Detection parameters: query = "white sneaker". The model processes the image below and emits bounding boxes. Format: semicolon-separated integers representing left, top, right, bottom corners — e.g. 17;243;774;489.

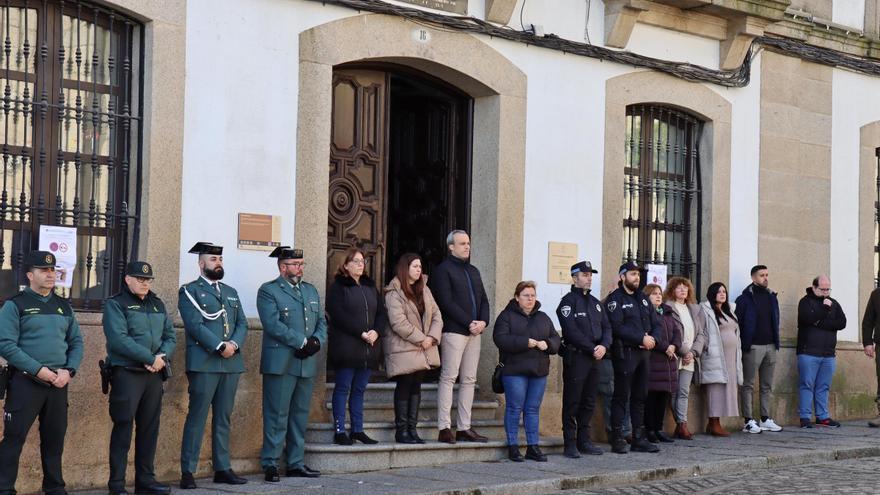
742;419;762;434
759;418;783;432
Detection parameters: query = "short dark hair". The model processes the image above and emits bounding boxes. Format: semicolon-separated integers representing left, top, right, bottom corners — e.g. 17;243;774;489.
750;264;768;276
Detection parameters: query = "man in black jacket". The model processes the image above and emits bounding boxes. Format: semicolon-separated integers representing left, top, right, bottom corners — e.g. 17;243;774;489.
605;262;662;454
862;285;880;426
429;230;491;443
796;275;846;428
557;261;611;458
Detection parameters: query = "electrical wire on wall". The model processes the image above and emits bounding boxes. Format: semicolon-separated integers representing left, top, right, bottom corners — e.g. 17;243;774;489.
584;0;591;44
311;0;880;88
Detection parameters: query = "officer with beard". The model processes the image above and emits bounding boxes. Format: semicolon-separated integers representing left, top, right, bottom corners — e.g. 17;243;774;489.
177;242;249;489
605;261;662;454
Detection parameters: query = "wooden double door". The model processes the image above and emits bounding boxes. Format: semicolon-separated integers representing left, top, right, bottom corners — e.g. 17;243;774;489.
327;67;472;290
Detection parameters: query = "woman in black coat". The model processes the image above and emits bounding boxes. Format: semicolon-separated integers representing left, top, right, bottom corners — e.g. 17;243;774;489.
493;281;561;462
326;247;387;445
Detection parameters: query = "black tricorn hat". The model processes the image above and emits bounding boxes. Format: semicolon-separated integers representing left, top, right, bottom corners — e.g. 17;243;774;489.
188;242;223;255
268;246;303;260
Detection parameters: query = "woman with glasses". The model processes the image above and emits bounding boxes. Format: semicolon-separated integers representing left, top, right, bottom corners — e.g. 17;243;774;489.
326;247;387;445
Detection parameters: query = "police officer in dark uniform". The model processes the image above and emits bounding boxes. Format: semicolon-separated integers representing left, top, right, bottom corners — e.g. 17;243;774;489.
102;262;176;495
0;251;83;495
605;261;662;454
556;260;612;458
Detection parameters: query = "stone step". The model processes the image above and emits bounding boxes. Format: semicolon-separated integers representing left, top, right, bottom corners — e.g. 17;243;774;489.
324;399;499;422
303;437;564;473
325;382;479;403
305;419;508;443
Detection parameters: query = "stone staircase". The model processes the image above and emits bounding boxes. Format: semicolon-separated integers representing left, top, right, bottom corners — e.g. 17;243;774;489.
304;382;564;472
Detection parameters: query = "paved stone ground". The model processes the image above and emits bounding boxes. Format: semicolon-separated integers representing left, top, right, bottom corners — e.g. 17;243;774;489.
75;421;880;495
568;457;880;494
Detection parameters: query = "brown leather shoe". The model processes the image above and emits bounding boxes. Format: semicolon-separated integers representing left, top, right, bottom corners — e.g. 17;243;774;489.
455;428;489;443
438;428;456;444
706;417;730;437
674;422;693;440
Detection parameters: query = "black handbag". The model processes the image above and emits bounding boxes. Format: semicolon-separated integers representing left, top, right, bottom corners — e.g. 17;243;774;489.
492;362;505;394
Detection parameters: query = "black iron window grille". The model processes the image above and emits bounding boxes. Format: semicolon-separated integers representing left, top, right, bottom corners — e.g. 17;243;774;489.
0;0;142;310
875;147;879;288
623;104;703;289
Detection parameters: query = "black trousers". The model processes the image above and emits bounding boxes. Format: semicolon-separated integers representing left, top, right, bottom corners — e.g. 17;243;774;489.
108;368;164;490
611;348;650;435
561;356;600;442
644;391;671;431
0;373;68;495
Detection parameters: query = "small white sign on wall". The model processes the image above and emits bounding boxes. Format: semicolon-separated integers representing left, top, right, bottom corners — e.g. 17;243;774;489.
39;225;77;288
646;263;668;289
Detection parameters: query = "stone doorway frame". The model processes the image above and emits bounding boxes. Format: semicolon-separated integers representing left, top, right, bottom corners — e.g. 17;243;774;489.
295;13;528;419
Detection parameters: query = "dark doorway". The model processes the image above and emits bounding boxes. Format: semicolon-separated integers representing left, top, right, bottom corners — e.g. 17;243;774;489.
327;67;472;289
385;73;472;282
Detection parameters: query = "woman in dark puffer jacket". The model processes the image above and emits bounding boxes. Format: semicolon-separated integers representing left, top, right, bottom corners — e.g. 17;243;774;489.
326;247;387;445
643;283;682;444
493;281;561;462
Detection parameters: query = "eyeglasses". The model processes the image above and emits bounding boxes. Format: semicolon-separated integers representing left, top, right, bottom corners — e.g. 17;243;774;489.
816;287;831;292
133;277;153;283
349;259;366;265
282;262;306;268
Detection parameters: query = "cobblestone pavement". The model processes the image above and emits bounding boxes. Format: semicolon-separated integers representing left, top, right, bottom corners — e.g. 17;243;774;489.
567;456;880;495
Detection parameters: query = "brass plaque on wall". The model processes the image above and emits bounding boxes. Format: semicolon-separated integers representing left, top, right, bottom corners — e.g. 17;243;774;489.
548;242;579;284
238;213;282;251
398;0;467;14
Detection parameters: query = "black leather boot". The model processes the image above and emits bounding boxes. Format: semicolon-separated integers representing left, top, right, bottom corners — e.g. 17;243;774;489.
525;445;547;462
630;427;660;453
610;428;629;454
408;391;425;444
395;399;416;444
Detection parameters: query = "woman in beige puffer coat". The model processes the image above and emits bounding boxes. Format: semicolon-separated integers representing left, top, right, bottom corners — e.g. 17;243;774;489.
383;253;443;444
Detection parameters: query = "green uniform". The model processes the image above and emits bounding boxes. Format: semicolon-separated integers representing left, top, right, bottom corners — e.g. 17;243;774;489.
178;277;248;474
103;287;176;491
0;287;83;494
256;276;327;469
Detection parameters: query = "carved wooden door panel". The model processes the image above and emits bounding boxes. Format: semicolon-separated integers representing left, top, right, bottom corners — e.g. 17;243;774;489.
327;70;388;288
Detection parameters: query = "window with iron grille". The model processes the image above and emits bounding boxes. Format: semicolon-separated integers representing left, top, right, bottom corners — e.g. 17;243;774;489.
623;105;703;289
875;147;879;288
0;1;142;310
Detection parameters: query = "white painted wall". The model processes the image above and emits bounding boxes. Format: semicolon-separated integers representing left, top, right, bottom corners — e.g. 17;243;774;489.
178;0;880;327
831;68;880;342
179;0;356;314
626;23;720;70
833;0;866;31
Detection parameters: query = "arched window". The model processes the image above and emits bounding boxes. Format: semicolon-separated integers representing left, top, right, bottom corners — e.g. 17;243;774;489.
622;105;702;288
0;1;142;309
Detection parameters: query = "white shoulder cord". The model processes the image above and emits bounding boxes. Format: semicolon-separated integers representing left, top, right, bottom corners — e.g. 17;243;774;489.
182;286;227;321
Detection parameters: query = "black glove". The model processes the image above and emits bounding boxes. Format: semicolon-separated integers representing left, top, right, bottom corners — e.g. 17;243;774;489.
294;347;308;359
305;336;321;356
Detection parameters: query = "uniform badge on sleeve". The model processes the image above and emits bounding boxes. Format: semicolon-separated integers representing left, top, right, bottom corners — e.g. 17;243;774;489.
642;299;649;307
560;305;571;318
596;304;602;312
608;301;617;312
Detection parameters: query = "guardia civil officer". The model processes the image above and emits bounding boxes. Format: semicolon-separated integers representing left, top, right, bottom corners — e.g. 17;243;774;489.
0;251;83;495
256;247;327;482
177;242;248;489
556;261;611;458
103;262;176;495
605;261;663;454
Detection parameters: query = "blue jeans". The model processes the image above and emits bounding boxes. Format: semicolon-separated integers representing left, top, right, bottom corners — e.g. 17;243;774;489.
797;354;836;420
502;374;547;446
332;367;371;433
